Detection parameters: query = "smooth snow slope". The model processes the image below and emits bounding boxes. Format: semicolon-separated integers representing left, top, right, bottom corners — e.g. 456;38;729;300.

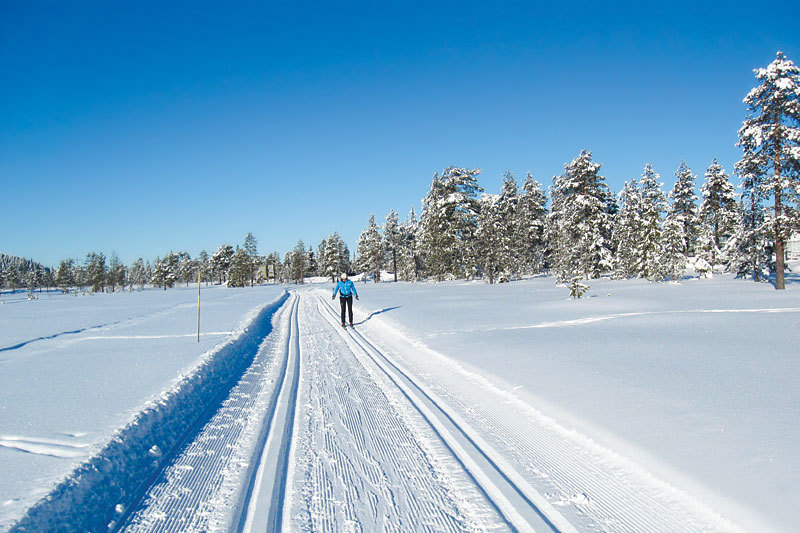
0;285;285;530
348;275;800;532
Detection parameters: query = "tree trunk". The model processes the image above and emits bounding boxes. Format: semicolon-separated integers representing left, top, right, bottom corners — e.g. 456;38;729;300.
393;250;397;282
775;159;785;290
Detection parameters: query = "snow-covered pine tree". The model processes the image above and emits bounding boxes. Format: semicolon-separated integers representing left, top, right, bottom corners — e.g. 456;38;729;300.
305;248;317;278
725;194;771;281
611;178;643;279
228;248;251;287
475;194;504;283
419;173;450;281
85;252;107;292
357;214;384;282
660;213;688;281
495;171;519;279
635;164;668;280
698;159;739;268
175;252;195;286
667;161;700;257
244;232;258;286
289;240;306;283
129;258;147;290
736;51;800;290
198;250;210;285
515;173;548;275
211;244;234;284
55;259;75;293
152;253;178;290
384;209;401;282
419;167;483;280
324;232;348;281
398;207;423;281
546;150;612;282
107;251;126;292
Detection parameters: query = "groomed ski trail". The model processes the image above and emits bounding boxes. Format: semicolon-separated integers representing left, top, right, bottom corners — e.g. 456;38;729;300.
311;295;572;532
122;290;562;532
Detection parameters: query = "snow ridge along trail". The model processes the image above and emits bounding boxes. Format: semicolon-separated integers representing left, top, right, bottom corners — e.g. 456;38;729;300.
9;292;288;533
119;293;298;532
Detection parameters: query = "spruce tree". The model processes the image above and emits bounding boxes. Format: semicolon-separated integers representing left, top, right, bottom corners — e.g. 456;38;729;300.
152;253;178;290
699;159;739;267
228;248;251;287
398;207;423;281
107;252;126;292
667;161;700;257
244;232;258;286
324;232;348;281
55;259;75;293
129;258;147;290
515;173;548;275
612;178;643;279
736;51;800;290
85;252;107;293
546;150;612;281
635;164;668;279
419;167;483;280
384;209;401;282
495;171;519;278
211;244;234;284
357;215;384;282
293;241;307;283
475;194;504;283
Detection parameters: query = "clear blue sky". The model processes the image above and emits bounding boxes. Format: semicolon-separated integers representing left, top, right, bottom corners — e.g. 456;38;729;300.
2;1;798;266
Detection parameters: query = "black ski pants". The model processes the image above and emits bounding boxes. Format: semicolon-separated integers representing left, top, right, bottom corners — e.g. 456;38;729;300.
339;295;353;325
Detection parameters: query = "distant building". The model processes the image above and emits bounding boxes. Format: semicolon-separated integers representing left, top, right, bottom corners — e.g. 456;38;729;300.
788;233;800;260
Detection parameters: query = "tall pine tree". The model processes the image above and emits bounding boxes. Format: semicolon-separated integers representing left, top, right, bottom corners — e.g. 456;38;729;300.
736;51;800;290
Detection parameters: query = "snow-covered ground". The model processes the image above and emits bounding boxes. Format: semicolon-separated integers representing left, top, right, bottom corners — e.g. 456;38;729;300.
2;274;798;531
350;274;800;532
0;285;286;530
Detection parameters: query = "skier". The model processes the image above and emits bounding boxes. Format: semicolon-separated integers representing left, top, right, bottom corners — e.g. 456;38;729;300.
332;272;359;327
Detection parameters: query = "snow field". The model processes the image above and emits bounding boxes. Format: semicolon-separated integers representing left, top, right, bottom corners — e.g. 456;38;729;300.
1;286;287;531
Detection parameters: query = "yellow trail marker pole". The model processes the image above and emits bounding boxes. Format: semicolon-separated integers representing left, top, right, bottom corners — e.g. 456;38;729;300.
197;271;201;343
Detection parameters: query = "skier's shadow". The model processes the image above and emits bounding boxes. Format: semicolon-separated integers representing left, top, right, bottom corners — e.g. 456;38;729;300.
355;306;401;325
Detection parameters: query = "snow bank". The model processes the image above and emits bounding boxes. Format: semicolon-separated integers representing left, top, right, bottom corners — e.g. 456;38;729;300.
9;291;289;532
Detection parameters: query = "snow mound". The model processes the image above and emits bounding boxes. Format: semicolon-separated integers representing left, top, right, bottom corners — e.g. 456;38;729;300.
9;291;289;532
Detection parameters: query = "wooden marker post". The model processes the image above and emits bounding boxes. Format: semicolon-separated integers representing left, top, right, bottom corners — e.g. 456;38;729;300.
197;271;201;342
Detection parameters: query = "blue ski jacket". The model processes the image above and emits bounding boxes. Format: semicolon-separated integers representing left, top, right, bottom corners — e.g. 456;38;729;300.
333;279;358;298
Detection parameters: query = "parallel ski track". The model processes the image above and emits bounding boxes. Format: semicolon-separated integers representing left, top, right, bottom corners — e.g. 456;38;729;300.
120;294;297;532
317;296;573;533
292;294;508;532
237;293;301;531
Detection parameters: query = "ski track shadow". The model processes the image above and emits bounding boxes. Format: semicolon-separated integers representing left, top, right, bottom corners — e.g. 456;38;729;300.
355;306;402;325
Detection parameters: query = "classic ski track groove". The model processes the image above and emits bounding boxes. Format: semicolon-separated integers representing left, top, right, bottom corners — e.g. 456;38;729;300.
239;293;301;531
316;295;571;533
292;293;510;532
